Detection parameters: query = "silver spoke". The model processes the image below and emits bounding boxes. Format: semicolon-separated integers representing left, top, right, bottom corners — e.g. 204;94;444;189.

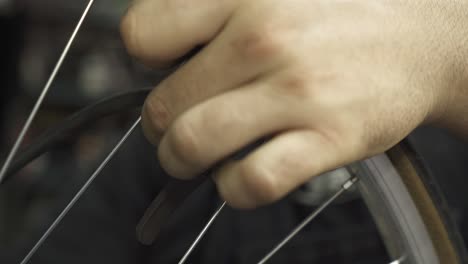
178;201;226;264
257;177;358;264
19;117;141;264
389;256;406;264
0;0;96;184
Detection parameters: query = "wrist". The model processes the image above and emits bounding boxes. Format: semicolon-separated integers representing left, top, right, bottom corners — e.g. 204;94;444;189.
437;64;468;138
420;2;468;138
430;44;468;138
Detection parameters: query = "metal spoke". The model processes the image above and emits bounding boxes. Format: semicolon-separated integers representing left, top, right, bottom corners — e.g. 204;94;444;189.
257;177;358;264
0;0;96;184
389;256;406;264
178;201;226;264
19;117;141;264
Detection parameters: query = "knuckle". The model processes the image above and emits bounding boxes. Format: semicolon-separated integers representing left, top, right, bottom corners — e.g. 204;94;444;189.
275;72;311;99
238;162;280;205
168;120;203;166
232;24;287;62
142;95;172;135
273;69;340;103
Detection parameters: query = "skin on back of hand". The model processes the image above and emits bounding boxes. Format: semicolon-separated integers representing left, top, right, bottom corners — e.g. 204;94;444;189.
120;0;468;209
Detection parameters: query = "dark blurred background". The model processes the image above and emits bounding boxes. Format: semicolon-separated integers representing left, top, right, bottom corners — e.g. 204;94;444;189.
0;1;467;263
0;0;157;262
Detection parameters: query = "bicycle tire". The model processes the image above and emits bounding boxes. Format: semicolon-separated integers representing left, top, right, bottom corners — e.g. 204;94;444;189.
355;140;467;263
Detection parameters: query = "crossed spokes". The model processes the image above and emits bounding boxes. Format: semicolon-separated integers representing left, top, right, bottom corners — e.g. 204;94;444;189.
3;2;404;264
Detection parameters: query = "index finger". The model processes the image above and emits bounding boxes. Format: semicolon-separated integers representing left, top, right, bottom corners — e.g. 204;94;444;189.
121;0;238;67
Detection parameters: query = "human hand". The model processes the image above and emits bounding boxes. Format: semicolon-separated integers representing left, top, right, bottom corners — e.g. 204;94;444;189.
121;0;468;208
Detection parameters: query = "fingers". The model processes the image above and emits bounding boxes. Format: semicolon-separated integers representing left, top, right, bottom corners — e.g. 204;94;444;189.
213;129;359;209
141;13;292;144
157;83;296;179
121;0;238;67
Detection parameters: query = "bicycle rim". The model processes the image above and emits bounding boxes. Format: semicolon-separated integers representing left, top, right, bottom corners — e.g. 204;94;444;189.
353;142;466;264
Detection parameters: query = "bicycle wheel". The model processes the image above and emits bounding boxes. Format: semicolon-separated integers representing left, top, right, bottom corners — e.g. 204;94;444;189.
351;141;467;264
2;97;467;264
1;0;467;262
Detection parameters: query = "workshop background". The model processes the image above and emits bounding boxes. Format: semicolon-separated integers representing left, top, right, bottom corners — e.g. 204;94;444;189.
0;1;467;263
